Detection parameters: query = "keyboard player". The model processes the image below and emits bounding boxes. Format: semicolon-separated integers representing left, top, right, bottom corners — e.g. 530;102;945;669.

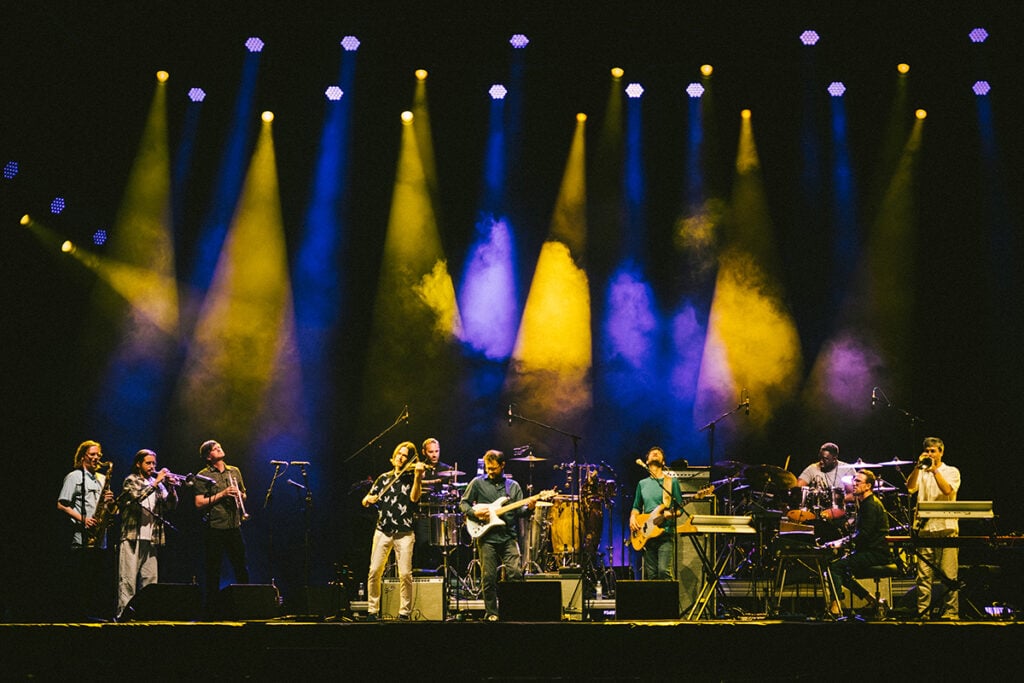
906;436;961;620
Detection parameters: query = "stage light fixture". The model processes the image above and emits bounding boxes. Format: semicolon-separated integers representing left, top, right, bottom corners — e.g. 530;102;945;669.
897;63;910;74
415;69;428;81
20;214;30;225
827;81;846;97
3;161;17;179
576;113;587;123
488;84;508;100
188;87;206;102
401;111;414;124
700;64;713;77
741;109;752;119
245;37;265;53
686;83;704;98
968;28;989;43
625;83;644;99
325;86;344;101
261;111;274;123
799;30;820;46
915;109;927;120
611;67;624;79
92;229;108;246
50;197;65;215
61;240;75;253
509;34;529;49
341;36;361;51
972;81;991;96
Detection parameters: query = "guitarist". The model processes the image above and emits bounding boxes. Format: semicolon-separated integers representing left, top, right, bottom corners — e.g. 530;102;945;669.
629;447;684;580
459;449;536;621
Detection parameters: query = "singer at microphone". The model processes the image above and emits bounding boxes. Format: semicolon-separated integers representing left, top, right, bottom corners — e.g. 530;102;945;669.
628;446;684;580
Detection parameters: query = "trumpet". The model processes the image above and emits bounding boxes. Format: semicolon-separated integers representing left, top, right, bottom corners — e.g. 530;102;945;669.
162;471;191;487
227;471;250;522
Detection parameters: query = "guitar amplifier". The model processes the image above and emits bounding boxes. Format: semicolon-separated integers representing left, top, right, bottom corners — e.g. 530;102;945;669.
666;467;710;493
381;577;443;621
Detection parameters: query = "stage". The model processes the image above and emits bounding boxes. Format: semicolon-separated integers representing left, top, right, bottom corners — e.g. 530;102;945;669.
3;618;1019;680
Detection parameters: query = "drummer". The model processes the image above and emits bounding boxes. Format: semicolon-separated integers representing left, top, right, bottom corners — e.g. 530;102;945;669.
796;442;856;521
414;437;454;570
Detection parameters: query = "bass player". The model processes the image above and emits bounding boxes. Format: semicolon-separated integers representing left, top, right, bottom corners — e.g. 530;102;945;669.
459;449;537;621
629;446;684;580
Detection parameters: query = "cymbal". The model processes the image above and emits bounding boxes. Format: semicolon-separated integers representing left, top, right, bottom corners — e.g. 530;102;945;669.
874;458;914;467
437;469;466;477
849;458;883;468
711;460;746;476
743;464;798;491
510;455;547;462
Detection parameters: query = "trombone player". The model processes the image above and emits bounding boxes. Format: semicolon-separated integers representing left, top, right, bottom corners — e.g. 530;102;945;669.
361;441;426;621
116;448;179;621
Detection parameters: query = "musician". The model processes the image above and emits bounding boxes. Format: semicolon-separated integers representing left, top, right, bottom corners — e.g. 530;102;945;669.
414;437;450;569
629;446;684;580
796;442;856;522
116;449;178;620
194;440;250;610
459;449;535;622
56;440;115;619
906;436;961;620
827;469;891;617
362;441;426;621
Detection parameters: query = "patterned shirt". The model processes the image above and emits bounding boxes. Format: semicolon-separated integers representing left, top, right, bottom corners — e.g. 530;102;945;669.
370;470;418;535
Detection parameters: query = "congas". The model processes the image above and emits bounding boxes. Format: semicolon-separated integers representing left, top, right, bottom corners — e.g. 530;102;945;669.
549;498;580;554
429;513;462;547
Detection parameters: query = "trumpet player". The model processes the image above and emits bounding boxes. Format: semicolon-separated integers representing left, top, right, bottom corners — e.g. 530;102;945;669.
117;449;178;620
906;436;961;620
195;440;250;610
362;441;425;621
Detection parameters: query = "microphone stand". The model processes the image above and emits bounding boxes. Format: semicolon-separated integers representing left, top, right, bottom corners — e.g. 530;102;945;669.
264;462;286;599
508;406;589;618
698;399;748;515
343;406;410;463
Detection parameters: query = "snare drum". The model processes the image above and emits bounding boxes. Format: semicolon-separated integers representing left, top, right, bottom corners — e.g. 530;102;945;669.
429;513;462;547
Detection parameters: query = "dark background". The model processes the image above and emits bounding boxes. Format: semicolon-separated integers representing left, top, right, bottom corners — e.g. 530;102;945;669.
2;2;1021;619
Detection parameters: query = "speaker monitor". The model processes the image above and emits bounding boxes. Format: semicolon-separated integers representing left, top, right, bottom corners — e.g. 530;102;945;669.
127;583;201;621
218;584;280;620
616;580;679;620
381;577;443;621
497;580;562;621
526;573;583;620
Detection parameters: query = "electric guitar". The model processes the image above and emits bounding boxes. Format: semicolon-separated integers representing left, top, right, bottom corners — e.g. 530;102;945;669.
629;485;715;551
465;489;558;539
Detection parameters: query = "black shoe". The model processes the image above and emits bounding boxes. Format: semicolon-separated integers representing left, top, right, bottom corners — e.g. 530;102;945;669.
365;613;379;622
397;614;411;621
485;614;499;622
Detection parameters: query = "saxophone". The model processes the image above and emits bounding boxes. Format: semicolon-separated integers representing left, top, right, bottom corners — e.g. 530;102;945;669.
86;461;117;548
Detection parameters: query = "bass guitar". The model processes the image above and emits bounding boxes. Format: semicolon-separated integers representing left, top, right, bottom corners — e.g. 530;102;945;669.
629;485;714;551
465;489;557;539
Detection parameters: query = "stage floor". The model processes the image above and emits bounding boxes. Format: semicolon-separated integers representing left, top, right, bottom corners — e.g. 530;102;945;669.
3;618;1019;680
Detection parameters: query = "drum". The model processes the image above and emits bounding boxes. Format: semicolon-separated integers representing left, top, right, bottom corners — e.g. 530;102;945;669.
582;475;617;508
785;486;817;522
521;501;553;568
550;499;580;554
429;513;462;547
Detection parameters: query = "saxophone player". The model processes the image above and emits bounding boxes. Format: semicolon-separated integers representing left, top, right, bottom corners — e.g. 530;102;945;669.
194;440;250;612
116;449;178;621
56;440;116;620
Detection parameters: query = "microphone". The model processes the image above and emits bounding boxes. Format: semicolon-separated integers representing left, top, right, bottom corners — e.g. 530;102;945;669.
290;461;311;467
192;473;216;484
270;460;288;467
636;458;651;471
508;404;513;426
871;387;878;409
287;479;307;491
402;405;410;425
741;388;750;415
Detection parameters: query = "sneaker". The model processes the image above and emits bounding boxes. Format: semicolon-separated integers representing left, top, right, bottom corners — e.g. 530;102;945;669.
485;614;499;622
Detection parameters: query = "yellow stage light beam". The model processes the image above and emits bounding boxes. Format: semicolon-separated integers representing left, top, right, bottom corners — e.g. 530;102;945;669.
507;115;592;421
696;111;802;427
178;118;305;446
